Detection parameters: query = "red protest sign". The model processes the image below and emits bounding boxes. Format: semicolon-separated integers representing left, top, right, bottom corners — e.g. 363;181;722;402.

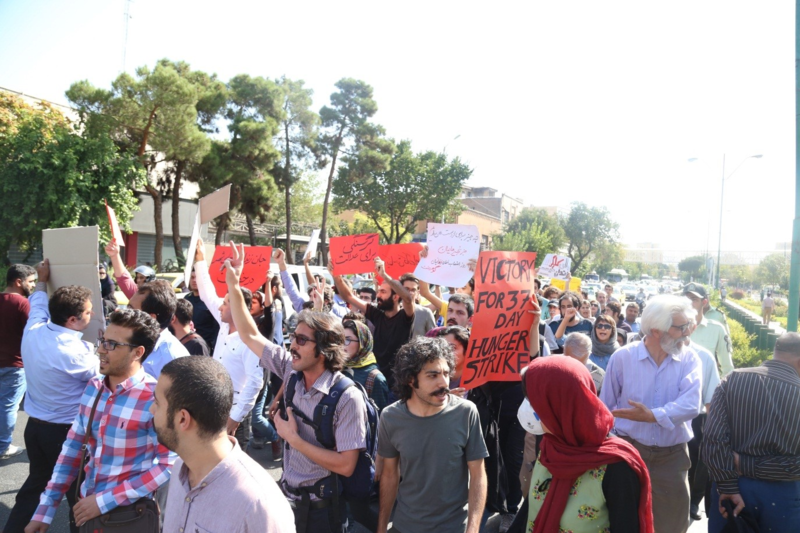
462;251;538;389
209;245;272;297
329;234;379;275
105;200;125;246
378;243;424;281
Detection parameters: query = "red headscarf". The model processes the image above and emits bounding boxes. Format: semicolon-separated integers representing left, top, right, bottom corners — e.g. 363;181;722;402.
524;356;654;533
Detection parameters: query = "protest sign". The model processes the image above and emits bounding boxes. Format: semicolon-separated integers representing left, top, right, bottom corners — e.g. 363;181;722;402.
42;226;105;343
414;223;480;287
462;251;537;389
183;212;201;287
209;245;272;297
199;184;232;224
549;276;582;292
304;229;321;261
105;200;125;246
538;253;571;279
329;233;379;275
378;243;424;281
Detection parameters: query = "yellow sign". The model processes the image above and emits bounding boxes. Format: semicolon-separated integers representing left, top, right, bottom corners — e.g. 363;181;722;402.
550;277;581;292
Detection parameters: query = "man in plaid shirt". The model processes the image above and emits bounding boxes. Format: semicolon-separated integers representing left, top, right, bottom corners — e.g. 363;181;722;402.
25;309;174;532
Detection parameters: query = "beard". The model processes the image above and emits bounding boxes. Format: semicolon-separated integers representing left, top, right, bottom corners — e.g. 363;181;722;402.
660;335;686;356
154;419;178;451
376;297;394;312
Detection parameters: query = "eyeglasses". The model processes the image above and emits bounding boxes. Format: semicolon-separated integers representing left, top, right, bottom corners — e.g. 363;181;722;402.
596;323;613;331
96;336;139;351
343;337;358;346
670;322;691;334
289;333;317;346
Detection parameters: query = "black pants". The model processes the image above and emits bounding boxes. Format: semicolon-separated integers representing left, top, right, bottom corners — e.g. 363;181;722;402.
499;412;526;514
688;413;711;511
3;418;79;533
234;412;252;451
290;497;347;533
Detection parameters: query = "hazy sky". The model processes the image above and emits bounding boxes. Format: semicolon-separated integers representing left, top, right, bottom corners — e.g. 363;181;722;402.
0;0;794;256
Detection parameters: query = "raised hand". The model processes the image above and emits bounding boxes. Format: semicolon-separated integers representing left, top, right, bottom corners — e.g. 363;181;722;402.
195;238;206;263
104;240;120;258
223;241;245;287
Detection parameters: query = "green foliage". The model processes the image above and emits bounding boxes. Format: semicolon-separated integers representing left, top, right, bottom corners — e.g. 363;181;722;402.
492;221;559;268
728;317;772;368
678;255;706;280
263;172;324;227
719;264;754;287
503;208;565;251
756;252;790;289
560;203;620;274
735;297;788;328
329;213;389;244
730;289;745;300
333;140;471;243
0;93;143;259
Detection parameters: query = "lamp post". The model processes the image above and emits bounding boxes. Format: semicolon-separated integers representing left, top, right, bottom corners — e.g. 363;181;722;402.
715;154;763;289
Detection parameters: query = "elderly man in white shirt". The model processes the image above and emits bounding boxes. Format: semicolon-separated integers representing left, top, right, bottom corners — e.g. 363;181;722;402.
194;240;263;451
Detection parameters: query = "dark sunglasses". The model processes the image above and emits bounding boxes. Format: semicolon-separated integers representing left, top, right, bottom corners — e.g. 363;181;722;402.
596;323;613;331
290;333;317;346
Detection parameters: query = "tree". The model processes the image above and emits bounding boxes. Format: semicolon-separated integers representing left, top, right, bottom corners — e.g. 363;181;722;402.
263;171;324;227
504;207;566;251
67;59;211;270
318;78;393;263
0;93;143;260
757;253;789;289
560;203;620;273
678;255;706;281
333;140;471;243
272;77;323;263
587;242;625;277
492;222;558;268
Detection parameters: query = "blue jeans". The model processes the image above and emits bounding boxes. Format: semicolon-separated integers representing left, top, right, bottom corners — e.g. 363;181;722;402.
250;381;278;442
0;367;26;451
709;478;800;532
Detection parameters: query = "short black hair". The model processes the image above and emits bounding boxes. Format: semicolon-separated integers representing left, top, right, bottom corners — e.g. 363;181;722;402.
392;337;454;401
6;264;35;286
240;287;253;311
358;287;376;301
447;293;474;317
437;325;470;352
399;273;419;285
606;301;622;317
174;299;193;326
559;291;581;311
137;280;177;329
108;308;161;361
160;356;233;439
49;285;93;327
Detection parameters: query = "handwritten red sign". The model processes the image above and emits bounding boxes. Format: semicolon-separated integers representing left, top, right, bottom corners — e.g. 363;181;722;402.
105;200;125;246
462;251;538;389
330;234;379;275
378;243;424;281
209;245;272;297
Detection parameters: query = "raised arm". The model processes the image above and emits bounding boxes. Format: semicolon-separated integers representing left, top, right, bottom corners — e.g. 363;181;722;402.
223;243;269;358
303;254;315;286
104;241;137;299
418;278;444;313
275;249;307;313
375;257;414;318
331;259;367;314
527;293;541;358
193;239;223;324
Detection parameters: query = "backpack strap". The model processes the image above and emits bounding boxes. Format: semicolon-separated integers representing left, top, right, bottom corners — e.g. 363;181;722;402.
312;376;355;450
365;369;380;397
75;388;103;502
284;372;319;430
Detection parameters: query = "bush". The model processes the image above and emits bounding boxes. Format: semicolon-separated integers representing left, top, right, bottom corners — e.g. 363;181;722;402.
730;289;745;300
728;317;771;368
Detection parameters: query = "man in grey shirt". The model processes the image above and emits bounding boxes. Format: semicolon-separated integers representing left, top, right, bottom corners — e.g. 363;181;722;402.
377;337;488;533
155;356;294;533
400;273;436;338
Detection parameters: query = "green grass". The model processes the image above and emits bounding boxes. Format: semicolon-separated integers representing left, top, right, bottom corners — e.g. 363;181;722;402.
711;292;772;368
732;298;788;328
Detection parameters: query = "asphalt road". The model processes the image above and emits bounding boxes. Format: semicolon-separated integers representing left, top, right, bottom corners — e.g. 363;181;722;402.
1;409;709;532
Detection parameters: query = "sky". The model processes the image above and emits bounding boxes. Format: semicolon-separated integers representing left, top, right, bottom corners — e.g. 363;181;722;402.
0;0;795;258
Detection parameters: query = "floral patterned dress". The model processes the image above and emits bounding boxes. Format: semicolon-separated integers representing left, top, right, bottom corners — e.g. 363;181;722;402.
527;460;611;533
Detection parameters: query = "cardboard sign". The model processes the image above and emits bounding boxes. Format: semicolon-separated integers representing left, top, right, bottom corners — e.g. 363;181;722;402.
549;277;582;292
209;245;273;297
378;243;424;281
329;234;379;275
414;223;480;287
183;212;201;287
462;251;538;389
199;184;231;224
42;226;105;343
304;229;321;261
538;254;571;279
105;200;125;246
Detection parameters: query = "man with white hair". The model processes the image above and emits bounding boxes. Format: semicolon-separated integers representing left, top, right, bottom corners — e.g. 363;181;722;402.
562;332;605;394
600;294;703;533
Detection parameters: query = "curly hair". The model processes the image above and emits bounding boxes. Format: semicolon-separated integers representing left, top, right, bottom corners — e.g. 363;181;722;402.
392;337;454;402
295;310;347;372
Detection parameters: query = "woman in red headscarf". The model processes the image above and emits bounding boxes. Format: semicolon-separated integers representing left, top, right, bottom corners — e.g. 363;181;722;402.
522;356;654;533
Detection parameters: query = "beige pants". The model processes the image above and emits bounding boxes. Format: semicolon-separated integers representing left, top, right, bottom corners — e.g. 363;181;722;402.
625;438;691;533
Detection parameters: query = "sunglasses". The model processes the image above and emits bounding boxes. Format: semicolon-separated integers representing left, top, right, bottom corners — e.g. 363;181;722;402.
670;322;691;334
596;323;613;331
289;333;317;346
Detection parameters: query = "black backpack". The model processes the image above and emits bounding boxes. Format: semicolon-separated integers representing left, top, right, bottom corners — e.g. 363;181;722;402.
285;372;379;499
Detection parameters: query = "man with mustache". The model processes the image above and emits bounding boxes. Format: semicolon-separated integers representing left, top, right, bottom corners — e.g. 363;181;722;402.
332;257;414;391
377;337;488;533
600;294;702;533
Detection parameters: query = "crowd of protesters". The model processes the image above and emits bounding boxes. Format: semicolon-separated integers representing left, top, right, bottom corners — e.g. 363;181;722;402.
1;239;798;533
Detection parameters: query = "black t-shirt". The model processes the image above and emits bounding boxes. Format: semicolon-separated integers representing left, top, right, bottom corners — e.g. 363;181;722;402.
365;305;414;388
184;294;220;351
179;332;210;357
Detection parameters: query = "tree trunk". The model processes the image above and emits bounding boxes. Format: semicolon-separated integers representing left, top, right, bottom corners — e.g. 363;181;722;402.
145;183;164;271
284;122;294;264
319;130;344;266
245;213;257;246
215;213;228;246
171;160;186;268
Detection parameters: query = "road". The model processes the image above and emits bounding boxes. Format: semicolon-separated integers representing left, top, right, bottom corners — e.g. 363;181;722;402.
1;409;709;532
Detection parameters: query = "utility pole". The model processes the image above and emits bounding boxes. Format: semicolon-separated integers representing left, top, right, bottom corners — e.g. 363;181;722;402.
122;0;132;73
788;0;800;332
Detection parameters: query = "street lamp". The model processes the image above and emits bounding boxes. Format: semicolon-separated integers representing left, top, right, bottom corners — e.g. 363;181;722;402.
715;154;763;289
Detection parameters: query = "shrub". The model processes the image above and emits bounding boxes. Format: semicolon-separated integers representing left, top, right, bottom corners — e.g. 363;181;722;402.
730;289;745;300
729;318;771;368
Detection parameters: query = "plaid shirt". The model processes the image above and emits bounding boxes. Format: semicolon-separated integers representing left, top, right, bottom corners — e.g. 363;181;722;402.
33;369;174;524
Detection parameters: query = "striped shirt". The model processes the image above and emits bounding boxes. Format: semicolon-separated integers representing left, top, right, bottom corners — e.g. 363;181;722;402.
260;340;367;499
702;359;800;494
33;370;174;524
